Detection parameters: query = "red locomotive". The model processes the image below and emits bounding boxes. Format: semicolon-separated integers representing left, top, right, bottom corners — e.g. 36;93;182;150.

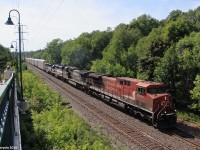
25;58;177;129
87;74;177;128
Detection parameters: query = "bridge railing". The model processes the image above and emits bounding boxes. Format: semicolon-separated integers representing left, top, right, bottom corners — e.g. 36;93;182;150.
0;74;21;149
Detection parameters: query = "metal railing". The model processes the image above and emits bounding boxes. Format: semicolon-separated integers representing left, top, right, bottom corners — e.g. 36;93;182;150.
0;74;21;149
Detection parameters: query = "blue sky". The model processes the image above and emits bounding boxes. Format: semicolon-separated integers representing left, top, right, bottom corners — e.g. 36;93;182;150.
0;0;199;51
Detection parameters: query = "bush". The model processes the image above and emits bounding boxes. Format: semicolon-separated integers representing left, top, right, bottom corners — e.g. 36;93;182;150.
21;70;113;149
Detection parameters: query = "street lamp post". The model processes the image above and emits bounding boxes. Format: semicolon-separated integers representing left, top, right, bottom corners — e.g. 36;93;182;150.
6;9;23;101
11;41;18;84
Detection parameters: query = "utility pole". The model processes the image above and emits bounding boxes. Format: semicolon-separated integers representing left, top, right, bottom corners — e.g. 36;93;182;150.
15;25;28;60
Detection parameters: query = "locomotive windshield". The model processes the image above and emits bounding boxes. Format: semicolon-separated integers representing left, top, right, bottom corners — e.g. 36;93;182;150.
147;87;167;94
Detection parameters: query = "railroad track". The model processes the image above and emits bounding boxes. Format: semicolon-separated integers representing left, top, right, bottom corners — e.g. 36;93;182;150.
28;64;170;150
167;128;200;150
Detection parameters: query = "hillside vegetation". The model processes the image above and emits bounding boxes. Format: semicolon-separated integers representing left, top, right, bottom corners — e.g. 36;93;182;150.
27;7;200;113
0;44;11;74
21;70;114;149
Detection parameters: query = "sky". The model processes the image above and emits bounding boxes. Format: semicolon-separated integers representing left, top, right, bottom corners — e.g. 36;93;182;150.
0;0;200;52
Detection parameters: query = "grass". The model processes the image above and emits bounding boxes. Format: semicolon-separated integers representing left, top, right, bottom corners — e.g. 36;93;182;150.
22;70;120;149
177;109;200;124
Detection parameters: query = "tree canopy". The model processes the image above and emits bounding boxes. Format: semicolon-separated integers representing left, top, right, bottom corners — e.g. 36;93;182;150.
27;6;200;111
0;44;11;72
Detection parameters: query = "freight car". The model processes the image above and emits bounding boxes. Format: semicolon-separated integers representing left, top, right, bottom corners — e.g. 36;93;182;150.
26;58;46;70
26;58;177;128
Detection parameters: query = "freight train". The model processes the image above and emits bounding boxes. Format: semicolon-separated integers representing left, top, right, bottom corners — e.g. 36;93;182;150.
25;58;177;129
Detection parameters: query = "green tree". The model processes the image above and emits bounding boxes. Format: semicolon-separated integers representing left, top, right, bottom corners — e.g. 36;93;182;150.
129;14;160;36
163;16;192;44
136;27;169;80
190;75;200;111
186;6;200;31
61;31;112;69
165;10;183;22
32;50;45;59
175;32;200;105
154;45;179;99
44;38;63;64
91;24;139;77
90;31;112;61
0;44;11;73
61;39;78;66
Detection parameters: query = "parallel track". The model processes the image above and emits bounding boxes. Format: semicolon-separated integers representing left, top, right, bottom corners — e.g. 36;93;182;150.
168;128;200;150
28;64;170;150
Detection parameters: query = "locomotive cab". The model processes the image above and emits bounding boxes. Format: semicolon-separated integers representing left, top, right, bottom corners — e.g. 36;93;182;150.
44;63;52;73
147;85;177;128
135;82;177;128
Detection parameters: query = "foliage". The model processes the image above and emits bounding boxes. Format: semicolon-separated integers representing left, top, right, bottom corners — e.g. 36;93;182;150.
24;49;45;59
22;70;113;149
163;16;192;43
190;75;200;111
32;104;112;149
32;50;45;59
0;44;11;73
136;27;169;80
175;32;200;104
177;109;200;124
186;7;200;31
129;14;160;36
61;31;112;69
44;38;63;64
165;10;183;22
25;7;200;112
91;24;139;77
154;45;179;99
